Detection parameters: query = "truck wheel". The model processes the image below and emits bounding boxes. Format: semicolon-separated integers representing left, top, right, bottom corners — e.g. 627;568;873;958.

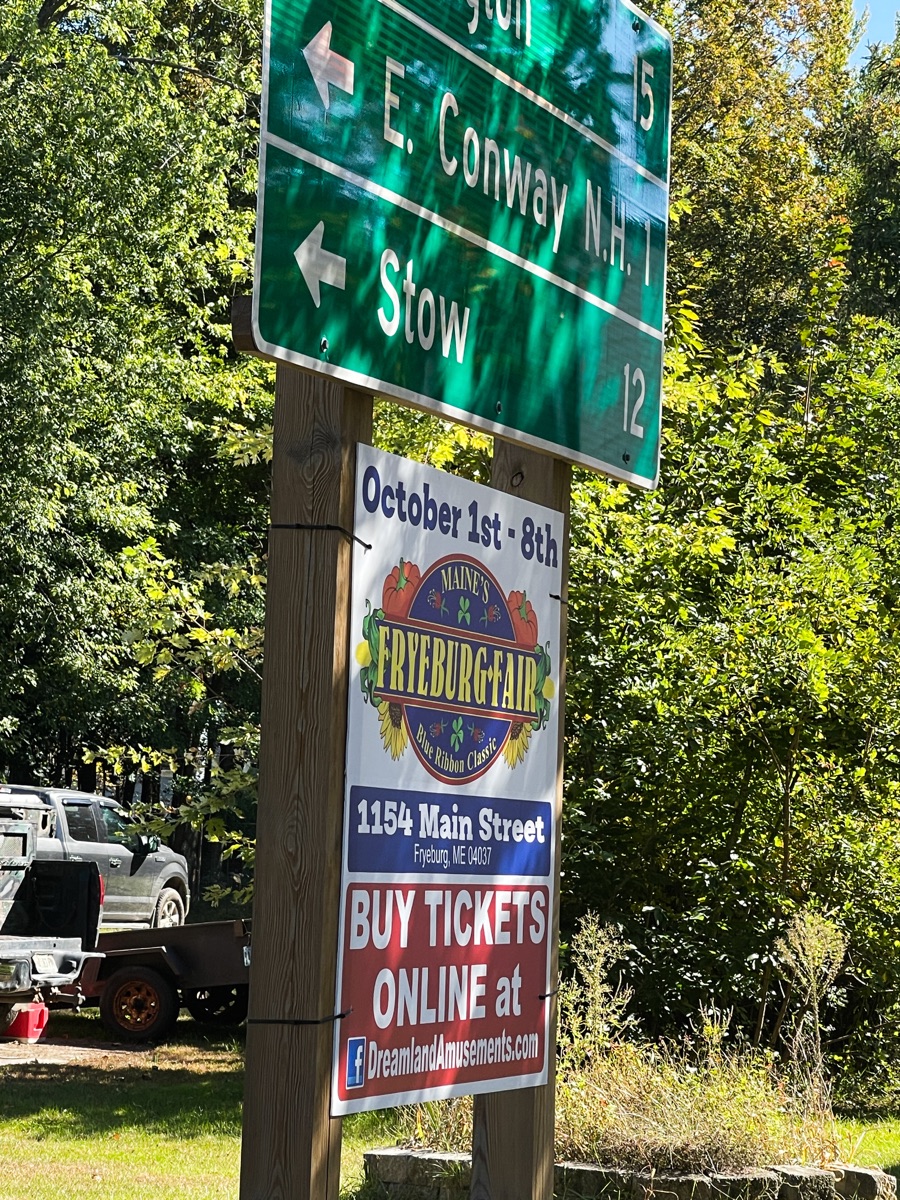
100;966;179;1042
152;887;185;928
183;985;249;1026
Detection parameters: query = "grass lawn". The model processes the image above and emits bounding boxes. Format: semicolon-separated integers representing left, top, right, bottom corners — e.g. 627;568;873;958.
0;1009;243;1200
840;1118;900;1181
6;1009;900;1200
0;1008;403;1200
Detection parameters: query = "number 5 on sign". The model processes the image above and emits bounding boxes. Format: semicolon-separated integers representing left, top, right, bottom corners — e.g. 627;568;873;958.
634;56;655;130
623;365;646;439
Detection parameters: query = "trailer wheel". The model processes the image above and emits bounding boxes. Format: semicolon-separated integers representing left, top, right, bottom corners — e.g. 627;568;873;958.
183;985;248;1026
100;966;179;1042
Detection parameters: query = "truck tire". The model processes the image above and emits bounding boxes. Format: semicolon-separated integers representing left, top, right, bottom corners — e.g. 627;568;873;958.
183;985;249;1026
152;887;185;928
100;966;179;1042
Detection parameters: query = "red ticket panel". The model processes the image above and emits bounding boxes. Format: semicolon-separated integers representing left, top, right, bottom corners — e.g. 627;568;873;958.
334;882;550;1108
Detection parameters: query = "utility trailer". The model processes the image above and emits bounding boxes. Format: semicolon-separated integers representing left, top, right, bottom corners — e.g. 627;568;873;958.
71;919;251;1041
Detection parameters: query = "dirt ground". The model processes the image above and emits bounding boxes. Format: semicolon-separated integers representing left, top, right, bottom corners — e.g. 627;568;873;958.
0;1035;154;1068
0;1005;243;1073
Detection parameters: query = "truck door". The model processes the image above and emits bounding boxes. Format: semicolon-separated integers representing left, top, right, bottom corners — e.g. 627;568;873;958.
58;799;121;920
96;802;158;924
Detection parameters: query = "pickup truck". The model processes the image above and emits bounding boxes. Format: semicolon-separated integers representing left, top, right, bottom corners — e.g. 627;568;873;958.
0;793;247;1043
0;793;102;1030
0;785;190;927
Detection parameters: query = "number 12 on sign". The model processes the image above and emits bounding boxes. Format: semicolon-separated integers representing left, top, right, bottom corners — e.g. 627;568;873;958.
623;364;646;440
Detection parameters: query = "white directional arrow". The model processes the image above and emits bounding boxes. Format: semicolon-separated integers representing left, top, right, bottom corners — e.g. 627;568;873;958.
302;22;355;110
294;221;347;308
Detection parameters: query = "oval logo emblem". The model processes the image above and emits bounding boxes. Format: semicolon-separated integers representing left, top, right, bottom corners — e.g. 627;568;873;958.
356;555;553;784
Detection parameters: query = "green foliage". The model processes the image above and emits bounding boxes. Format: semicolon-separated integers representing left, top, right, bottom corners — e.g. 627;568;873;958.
558;913;635;1074
563;282;900;1069
553;922;837;1171
0;0;272;812
399;917;847;1172
4;0;900;1093
648;0;856;350
373;401;493;484
843;30;900;322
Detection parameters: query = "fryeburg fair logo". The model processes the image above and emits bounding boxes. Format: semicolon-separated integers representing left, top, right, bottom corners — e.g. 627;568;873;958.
356;555;554;784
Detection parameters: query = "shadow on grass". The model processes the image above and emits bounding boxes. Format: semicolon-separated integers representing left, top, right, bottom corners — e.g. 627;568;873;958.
5;1013;408;1194
46;1006;244;1046
0;1062;243;1139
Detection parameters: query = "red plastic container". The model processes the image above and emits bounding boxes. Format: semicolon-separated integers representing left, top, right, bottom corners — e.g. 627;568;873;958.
2;1002;49;1043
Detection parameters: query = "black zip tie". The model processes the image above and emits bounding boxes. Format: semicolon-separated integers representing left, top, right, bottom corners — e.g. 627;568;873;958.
549;594;567;604
248;1008;352;1026
539;989;559;1000
269;522;371;551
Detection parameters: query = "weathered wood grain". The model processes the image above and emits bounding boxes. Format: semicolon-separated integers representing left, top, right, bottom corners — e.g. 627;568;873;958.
470;438;571;1200
239;362;373;1200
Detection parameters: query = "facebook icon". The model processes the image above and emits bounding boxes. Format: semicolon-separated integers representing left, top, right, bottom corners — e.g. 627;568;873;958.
346;1037;366;1089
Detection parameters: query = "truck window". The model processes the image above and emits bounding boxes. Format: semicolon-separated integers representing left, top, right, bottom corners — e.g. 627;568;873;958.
63;802;101;842
98;805;134;846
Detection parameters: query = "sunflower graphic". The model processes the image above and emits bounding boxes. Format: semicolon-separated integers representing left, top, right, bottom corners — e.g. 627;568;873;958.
378;700;407;759
503;721;533;768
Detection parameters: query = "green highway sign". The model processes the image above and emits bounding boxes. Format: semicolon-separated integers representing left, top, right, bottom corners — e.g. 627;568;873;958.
254;0;671;486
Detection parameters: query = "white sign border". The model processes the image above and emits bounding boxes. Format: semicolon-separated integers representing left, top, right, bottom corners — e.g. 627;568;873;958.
331;445;564;1115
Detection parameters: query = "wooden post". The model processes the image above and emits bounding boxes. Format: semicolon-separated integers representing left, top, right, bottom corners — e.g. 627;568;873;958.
238;353;372;1200
470;439;571;1200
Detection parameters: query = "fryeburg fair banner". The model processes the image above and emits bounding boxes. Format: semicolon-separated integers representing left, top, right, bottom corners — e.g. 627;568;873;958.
331;446;564;1114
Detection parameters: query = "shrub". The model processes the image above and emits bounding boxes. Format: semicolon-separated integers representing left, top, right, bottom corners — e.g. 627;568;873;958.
554;1021;841;1172
396;913;849;1172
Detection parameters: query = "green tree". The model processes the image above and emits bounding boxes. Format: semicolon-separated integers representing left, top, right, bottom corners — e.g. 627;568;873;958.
648;0;856;350
0;0;272;785
563;295;900;1063
843;28;900;323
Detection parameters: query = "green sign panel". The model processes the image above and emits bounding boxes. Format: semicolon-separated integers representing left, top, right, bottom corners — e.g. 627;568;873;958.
254;0;671;486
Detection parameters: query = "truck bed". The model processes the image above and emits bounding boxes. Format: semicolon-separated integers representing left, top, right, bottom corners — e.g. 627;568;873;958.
0;854;102;1005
